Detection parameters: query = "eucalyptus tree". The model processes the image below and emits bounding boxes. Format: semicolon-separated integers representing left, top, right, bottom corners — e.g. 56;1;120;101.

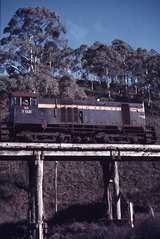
0;7;67;95
111;39;133;86
82;42;124;87
59;75;87;99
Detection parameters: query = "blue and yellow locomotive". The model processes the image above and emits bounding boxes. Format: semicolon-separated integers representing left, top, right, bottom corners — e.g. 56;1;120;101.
0;91;156;143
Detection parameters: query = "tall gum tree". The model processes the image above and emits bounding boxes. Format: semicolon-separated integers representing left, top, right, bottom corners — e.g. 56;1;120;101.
0;7;67;95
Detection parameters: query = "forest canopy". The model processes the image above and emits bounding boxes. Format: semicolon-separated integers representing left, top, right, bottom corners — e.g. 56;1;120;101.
0;7;160;107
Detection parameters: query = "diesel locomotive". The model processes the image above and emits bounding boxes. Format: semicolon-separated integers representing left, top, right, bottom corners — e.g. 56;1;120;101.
0;91;156;143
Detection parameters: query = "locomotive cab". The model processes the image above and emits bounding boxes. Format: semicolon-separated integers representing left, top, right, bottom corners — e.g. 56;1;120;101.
9;91;38;126
10;91;38;108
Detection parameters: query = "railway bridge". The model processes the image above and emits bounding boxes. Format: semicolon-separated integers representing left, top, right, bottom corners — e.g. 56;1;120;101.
0;142;160;239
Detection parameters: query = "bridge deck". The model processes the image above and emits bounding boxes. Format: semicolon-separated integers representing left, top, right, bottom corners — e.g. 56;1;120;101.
0;142;160;239
0;143;160;160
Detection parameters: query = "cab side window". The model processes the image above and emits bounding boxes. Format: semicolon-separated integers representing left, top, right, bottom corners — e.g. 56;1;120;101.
11;96;37;107
31;98;37;106
22;97;30;106
11;96;20;106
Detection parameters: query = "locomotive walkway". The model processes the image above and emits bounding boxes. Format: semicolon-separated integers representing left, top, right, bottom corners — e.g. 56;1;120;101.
0;142;160;239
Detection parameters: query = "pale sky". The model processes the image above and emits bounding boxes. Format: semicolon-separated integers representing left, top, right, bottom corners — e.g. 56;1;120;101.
1;0;160;52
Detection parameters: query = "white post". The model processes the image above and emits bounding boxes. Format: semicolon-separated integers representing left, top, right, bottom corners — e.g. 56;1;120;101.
149;205;155;217
55;161;58;213
114;162;121;220
36;151;44;239
129;202;134;228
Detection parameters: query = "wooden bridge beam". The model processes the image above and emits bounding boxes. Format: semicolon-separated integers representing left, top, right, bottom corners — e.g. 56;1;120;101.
0;142;160;238
28;152;44;239
114;162;121;220
36;151;44;239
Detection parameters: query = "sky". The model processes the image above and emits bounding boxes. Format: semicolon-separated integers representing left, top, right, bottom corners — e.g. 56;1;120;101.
0;0;160;52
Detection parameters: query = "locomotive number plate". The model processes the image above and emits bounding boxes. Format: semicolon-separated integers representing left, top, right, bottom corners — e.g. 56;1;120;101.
21;109;32;114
